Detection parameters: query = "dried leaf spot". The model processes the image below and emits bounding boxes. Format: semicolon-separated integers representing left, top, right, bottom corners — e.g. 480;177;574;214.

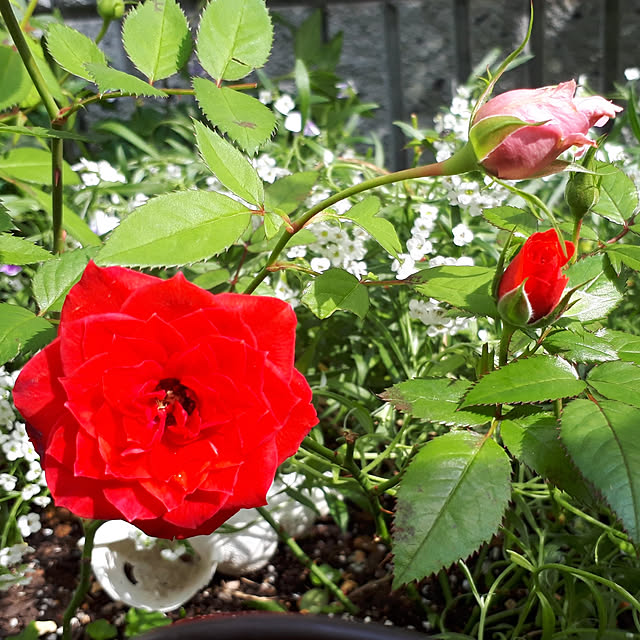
233;120;257;129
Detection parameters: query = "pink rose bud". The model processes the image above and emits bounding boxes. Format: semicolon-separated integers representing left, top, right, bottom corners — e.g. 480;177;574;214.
470;80;622;180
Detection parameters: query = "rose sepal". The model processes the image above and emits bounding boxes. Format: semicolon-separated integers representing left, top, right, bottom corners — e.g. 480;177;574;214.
469;115;549;163
497;280;534;327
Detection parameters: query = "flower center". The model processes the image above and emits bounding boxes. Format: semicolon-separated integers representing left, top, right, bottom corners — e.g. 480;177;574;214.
155;378;196;427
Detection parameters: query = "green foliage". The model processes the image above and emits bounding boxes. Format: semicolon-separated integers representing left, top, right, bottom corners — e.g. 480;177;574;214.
482;205;538;235
84;64;168;97
193;79;277;154
412;265;497;316
0;234;52;265
0;304;55;363
0;46;32;111
45;23;107;81
122;0;192;83
193;119;264;205
380;378;492;428
301;268;369;319
591;161;638;225
561;399;640;541
196;0;272;82
124;608;171;637
96;190;252;267
393;431;511;588
462;356;586;407
32;248;97;312
86;618;118;640
341;196;402;258
0;147;79;185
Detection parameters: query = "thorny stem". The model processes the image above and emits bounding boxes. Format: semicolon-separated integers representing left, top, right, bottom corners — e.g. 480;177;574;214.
300;437;391;545
0;0;65;254
62;519;104;640
242;144;478;294
256;507;359;614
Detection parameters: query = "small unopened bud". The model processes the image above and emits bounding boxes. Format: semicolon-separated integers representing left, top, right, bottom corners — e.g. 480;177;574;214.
565;147;600;220
97;0;124;20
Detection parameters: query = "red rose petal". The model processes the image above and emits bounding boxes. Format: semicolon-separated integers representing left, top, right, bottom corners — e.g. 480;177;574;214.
121;272;217;323
13;339;66;457
210;293;297;375
61;261;157;324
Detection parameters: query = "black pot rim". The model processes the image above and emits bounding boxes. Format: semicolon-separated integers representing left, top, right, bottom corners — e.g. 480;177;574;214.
139;612;427;639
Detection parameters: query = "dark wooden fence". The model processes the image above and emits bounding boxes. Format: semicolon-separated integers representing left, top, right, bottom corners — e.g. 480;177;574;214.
36;0;633;168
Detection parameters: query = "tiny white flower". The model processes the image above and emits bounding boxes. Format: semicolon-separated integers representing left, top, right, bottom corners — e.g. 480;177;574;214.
625;67;640;81
0;473;17;492
391;254;418;280
323;149;335;165
452;223;474;247
274;94;295;115
284;112;302;133
310;257;331;273
131;193;149;209
89;210;120;235
17;512;41;538
258;89;273;104
21;484;41;501
407;236;433;261
32;495;51;508
303;120;320;137
286;246;307;259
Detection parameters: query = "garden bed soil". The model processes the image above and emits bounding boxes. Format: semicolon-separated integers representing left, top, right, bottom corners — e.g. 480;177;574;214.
0;504;477;638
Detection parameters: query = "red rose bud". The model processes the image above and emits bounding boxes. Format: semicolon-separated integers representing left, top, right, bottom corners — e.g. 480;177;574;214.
497;230;575;325
13;262;318;539
470;80;622;180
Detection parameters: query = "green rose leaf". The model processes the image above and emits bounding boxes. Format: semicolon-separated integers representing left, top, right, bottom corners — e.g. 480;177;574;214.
196;0;272;81
0;234;53;265
0;304;56;365
543;327;619;363
380;378;493;428
586;361;640;408
341;196;402;259
0;148;80;186
301;268;369;319
122;0;192;82
96;190;252;267
562;255;624;323
32;248;98;313
193;119;264;206
604;245;640;272
501;412;593;504
411;266;497;317
482;206;538;236
591;161;638;225
84;64;167;97
46;23;107;81
561;399;640;542
193;78;276;155
0;46;33;111
461;356;586;407
392;431;511;587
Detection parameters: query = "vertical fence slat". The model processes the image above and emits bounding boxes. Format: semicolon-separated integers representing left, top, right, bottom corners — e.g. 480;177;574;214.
602;0;620;94
529;0;545;87
453;0;471;84
383;1;406;170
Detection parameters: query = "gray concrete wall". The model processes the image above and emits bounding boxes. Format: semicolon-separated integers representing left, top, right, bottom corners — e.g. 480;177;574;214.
37;0;638;166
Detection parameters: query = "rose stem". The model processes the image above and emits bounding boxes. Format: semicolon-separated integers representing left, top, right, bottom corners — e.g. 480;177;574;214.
61;519;104;640
242;144;478;294
300;437;391;545
0;0;65;255
255;506;359;614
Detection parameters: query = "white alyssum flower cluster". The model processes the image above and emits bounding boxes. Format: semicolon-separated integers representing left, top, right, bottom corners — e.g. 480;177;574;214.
71;158;126;186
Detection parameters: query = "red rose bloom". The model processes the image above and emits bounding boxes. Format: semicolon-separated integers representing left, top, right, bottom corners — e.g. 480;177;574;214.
13;262;317;539
498;229;575;324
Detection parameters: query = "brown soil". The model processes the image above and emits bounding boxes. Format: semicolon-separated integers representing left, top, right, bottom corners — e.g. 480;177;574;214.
0;504;468;639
